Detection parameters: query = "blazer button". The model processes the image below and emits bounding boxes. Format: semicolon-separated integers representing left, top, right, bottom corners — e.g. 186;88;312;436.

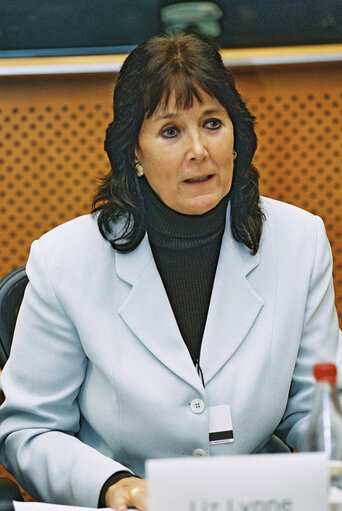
192;449;207;457
190;399;205;414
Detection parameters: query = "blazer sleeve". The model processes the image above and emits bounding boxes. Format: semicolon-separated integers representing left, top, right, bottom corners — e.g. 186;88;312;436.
276;215;341;450
0;240;131;507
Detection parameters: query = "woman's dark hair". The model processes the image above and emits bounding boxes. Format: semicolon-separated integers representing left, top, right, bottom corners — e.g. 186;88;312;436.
92;31;264;254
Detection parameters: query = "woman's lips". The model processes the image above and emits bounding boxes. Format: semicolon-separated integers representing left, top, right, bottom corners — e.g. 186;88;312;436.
184;174;213;183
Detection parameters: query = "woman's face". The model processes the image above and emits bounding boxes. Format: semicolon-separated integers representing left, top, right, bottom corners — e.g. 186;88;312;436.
135;90;235;215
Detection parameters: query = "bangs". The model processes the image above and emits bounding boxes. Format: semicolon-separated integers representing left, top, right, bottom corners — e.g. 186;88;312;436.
139;32;224;119
144;73;215;118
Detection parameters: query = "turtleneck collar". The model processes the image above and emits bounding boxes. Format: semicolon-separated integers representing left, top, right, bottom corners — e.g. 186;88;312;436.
139;177;229;249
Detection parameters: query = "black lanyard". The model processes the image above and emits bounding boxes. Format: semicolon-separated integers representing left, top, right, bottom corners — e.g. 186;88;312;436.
195;358;205;388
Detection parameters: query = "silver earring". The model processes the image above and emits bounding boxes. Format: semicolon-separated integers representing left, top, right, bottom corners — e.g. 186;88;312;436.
135;162;144;177
233;150;237;159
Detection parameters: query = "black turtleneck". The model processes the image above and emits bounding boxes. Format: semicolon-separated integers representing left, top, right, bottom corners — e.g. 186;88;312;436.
140;177;229;365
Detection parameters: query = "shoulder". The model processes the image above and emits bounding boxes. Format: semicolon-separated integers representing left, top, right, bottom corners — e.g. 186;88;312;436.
260;196;323;235
26;214;117;302
28;214;113;273
36;214;108;253
259;196;329;257
39;214;101;244
260;196;316;222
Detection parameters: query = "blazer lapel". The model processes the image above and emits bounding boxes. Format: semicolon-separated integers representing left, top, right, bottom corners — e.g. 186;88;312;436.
116;234;203;392
200;223;264;385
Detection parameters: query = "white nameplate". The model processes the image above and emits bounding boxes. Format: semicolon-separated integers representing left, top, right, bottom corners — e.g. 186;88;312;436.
147;453;328;511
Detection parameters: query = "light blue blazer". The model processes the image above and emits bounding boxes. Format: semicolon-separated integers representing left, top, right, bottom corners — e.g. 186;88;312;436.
0;197;340;507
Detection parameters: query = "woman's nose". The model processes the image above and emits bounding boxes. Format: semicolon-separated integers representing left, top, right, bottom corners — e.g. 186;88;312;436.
187;131;208;160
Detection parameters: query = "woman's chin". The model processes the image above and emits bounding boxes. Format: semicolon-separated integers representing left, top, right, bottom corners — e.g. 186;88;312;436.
176;195;222;216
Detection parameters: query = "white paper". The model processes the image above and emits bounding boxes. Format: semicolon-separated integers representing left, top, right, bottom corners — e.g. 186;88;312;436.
147;452;329;511
13;502;111;511
13;502;142;511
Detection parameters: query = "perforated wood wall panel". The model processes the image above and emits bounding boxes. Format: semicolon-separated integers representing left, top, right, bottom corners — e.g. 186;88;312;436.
0;63;341;324
0;74;113;269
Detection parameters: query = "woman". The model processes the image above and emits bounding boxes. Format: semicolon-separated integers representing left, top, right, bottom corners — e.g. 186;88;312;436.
0;32;340;511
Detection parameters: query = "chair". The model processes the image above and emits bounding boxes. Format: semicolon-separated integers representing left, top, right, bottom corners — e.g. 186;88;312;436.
0;266;28;368
0;479;23;511
0;267;28;510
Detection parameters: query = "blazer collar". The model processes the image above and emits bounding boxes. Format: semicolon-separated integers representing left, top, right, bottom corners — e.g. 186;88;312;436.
116;233;203;392
115;209;263;390
199;221;263;384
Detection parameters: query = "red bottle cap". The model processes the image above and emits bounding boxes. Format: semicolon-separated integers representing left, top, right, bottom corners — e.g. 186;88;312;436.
313;363;337;384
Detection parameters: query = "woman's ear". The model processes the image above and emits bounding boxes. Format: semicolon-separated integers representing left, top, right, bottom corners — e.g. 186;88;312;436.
133;144;141;165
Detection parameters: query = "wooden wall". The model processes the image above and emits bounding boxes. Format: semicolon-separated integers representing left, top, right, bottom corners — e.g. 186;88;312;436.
0;62;341;326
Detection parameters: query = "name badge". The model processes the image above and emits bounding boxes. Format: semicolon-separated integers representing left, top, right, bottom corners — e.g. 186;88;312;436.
209;404;234;444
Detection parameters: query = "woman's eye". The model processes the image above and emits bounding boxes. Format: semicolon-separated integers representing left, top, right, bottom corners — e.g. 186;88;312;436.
162;127;178;138
205;118;222;129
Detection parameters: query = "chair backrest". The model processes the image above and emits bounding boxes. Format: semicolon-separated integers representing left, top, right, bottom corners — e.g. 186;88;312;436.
0;266;28;368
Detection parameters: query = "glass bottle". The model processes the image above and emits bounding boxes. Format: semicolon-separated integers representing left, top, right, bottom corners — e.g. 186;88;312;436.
307;363;342;509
